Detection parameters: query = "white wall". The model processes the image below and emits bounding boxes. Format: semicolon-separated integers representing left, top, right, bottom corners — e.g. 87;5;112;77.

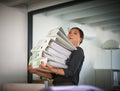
0;3;27;89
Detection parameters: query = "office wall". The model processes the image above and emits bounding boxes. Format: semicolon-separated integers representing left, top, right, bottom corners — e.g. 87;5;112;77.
0;3;27;90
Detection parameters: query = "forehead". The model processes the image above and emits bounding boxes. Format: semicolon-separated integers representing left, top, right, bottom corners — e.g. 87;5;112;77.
69;29;80;33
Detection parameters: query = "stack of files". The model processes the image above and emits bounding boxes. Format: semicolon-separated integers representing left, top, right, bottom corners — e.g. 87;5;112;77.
47;27;76;51
29;27;76;72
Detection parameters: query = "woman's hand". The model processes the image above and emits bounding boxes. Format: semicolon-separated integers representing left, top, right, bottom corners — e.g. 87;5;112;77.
39;61;54;72
28;64;52;79
28;65;37;74
40;62;65;75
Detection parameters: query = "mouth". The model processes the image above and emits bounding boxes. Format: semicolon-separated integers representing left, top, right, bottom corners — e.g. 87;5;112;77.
69;38;73;41
68;38;72;40
68;37;72;39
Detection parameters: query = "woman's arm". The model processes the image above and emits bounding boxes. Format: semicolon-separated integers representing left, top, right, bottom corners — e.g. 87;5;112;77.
40;62;65;76
28;65;52;79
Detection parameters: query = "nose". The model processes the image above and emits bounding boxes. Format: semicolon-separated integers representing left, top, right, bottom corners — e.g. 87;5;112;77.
69;33;73;37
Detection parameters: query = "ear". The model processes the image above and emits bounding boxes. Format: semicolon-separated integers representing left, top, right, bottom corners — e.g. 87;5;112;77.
80;38;83;43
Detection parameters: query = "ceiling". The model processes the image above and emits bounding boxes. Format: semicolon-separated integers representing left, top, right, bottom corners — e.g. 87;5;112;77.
0;0;42;6
43;0;120;33
0;0;120;33
0;0;72;7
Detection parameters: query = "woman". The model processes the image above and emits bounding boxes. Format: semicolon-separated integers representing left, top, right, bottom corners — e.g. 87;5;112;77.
28;27;85;86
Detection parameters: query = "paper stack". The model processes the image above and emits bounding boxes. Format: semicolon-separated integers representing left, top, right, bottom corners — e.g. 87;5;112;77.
29;27;76;72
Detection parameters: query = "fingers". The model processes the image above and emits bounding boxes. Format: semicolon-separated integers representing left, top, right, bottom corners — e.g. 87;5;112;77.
29;68;36;74
40;62;45;68
28;65;36;74
28;61;52;73
39;62;50;70
41;61;51;67
28;65;32;71
46;63;52;68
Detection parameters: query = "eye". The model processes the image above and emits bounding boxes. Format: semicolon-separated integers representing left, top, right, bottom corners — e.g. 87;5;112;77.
74;32;77;35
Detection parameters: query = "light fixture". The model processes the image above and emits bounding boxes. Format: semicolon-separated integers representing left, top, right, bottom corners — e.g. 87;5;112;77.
101;40;119;49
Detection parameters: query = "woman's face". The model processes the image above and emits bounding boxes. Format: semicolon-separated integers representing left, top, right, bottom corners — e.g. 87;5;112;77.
67;29;82;47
